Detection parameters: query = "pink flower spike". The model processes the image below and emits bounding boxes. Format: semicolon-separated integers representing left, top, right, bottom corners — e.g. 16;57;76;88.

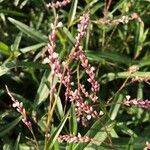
47;0;71;9
124;97;150;109
5;85;32;129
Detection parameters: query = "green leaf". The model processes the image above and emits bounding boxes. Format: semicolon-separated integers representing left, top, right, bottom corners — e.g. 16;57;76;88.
100;71;150;84
86;51;133;65
14;133;21;150
12;32;22;51
20;43;46;53
53;140;60;150
137;82;143;99
90;1;103;15
0;41;10;55
0;116;22;137
133;137;149;150
74;116;115;150
62;27;75;44
47;111;70;149
0;61;49;76
117;123;137;137
33;70;50;108
134;22;148;59
68;0;78;27
110;0;127;15
104;137;130;150
109;93;124;120
0;112;10;120
0;64;10;76
8;17;48;42
139;57;150;67
55;94;65;119
69;104;77;135
68;105;77;150
0;9;27;17
15;143;34;150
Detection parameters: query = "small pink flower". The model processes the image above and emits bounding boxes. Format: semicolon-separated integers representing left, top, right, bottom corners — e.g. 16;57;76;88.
124;96;150;109
5;86;32;129
47;0;71;9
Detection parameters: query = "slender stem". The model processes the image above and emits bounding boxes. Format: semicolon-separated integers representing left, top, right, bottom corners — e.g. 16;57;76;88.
44;65;68;150
49;68;67;120
29;127;40;150
77;63;80;92
107;74;131;104
44;73;55;150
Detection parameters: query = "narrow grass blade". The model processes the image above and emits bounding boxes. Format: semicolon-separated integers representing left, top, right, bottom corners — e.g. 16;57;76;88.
139;57;150;67
67;104;77;150
0;41;10;55
14;133;21;150
8;17;48;42
0;61;48;76
110;0;127;15
55;94;65;119
100;71;150;84
20;43;46;53
134;22;148;59
90;2;103;15
53;140;60;150
0;64;10;76
86;50;132;65
47;111;70;149
0;9;27;17
33;70;50;108
68;0;78;27
69;104;77;135
74;116;115;150
0;116;22;137
137;82;143;99
109;93;124;120
12;32;22;51
62;27;75;44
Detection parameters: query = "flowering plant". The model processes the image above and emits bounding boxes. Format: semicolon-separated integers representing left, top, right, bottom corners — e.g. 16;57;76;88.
1;0;150;150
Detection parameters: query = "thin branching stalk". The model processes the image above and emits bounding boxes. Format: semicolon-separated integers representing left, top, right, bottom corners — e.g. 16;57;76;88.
5;85;40;150
29;127;40;150
107;65;139;104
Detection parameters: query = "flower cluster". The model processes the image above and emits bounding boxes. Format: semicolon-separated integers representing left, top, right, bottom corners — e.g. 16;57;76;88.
128;65;139;74
46;13;100;126
79;47;99;101
131;76;150;84
74;13;89;49
124;96;150;109
5;86;32;129
68;14;100;125
47;15;63;79
46;133;103;144
70;47;99;103
62;67;72;101
95;13;141;25
69;89;98;121
69;14;100;103
58;133;95;143
47;0;71;9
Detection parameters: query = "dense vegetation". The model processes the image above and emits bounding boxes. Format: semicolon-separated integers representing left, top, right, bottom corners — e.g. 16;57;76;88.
0;0;150;149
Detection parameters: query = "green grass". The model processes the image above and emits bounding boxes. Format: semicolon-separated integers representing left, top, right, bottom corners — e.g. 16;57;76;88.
0;0;150;149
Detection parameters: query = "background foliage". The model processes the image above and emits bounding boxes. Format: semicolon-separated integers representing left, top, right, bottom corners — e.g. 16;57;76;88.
0;0;150;149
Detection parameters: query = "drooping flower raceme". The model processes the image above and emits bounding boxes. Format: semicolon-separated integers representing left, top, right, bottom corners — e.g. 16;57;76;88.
47;0;71;9
124;97;150;109
6;85;32;129
46;13;101;126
